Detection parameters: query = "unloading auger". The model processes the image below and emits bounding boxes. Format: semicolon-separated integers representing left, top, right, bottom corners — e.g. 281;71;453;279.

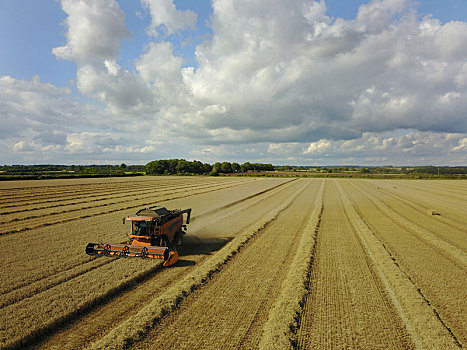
86;206;191;267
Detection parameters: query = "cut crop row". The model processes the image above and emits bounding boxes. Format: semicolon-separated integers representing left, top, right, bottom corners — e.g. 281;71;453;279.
297;180;414;349
88;180;311;349
0;179;254;235
355;181;466;250
258;179;324;349
342;180;465;346
0;179;201;212
32;179;299;349
0;258;165;349
348;180;466;270
0;177;242;206
0;178;290;298
0;179;250;222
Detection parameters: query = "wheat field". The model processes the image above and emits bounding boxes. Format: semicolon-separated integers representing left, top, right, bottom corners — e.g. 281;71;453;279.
0;177;465;349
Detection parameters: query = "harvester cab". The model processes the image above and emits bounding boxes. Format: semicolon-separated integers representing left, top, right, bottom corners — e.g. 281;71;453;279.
86;206;191;267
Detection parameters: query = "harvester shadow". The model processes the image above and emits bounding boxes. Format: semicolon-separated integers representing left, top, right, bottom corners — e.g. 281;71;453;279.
174;259;196;267
180;235;232;257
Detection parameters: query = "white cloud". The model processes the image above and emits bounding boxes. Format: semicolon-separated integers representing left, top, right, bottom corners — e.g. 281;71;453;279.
50;0;467;144
135;41;189;105
142;0;197;37
53;0;153;113
0;75;81;139
3;0;467;165
176;0;467;145
53;0;130;63
305;140;332;154
302;131;467;165
76;64;152;113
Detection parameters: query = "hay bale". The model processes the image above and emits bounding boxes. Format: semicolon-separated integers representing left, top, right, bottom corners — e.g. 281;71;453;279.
427;209;440;215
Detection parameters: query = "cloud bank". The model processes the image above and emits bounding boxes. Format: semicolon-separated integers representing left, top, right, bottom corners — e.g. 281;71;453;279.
1;0;466;165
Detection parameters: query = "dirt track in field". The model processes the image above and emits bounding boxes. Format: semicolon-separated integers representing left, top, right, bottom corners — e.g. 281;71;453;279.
0;177;465;350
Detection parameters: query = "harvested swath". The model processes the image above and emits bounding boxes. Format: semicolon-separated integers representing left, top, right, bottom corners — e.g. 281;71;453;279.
0;180;236;222
258;180;324;349
0;180;199;214
345;181;466;345
1;178;294;308
133;182;319;349
357;181;466;253
0;258;164;349
337;181;460;349
2;177;465;349
382;180;467;215
0;180;254;235
347;181;467;269
0;178;290;297
395;180;467;202
367;181;466;235
0;178;249;218
0;180;287;303
0;178;248;208
88;181;307;350
0;175;212;190
0;176;157;190
298;181;414;349
0;178;296;349
32;178;299;349
0;258;112;309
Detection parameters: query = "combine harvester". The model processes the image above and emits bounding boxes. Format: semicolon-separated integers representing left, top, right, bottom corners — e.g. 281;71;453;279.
86;206;192;266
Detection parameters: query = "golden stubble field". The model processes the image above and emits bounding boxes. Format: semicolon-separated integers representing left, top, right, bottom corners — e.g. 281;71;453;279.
0;176;465;349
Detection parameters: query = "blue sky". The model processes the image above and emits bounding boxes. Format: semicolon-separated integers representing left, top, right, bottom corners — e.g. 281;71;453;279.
2;0;466;87
0;0;466;165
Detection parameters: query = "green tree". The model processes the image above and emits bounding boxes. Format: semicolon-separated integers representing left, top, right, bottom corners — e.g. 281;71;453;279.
221;162;232;173
175;160;191;174
241;162;252;172
203;163;212;174
232;162;241;173
212;162;222;174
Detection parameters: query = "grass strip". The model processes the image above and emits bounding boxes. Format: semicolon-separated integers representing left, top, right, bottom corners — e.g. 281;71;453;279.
258;180;324;350
88;180;307;350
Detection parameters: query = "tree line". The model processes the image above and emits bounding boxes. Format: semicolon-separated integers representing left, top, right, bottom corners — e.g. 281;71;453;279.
145;159;274;175
0;164;146;175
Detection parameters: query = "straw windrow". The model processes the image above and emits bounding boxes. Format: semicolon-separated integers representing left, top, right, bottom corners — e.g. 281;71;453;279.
258;180;324;349
88;181;307;350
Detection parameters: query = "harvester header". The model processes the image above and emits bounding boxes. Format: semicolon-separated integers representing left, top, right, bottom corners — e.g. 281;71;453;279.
86;206;191;267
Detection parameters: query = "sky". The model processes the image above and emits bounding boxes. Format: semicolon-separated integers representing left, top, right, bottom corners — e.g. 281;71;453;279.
0;0;466;166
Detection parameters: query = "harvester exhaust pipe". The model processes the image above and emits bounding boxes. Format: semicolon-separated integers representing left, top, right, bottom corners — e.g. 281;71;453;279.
178;208;192;224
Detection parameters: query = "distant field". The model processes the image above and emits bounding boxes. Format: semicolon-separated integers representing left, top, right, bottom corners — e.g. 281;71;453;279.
0;177;465;349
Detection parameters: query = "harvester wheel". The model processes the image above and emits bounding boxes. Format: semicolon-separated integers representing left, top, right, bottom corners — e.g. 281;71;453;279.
104;244;111;255
122;245;130;257
159;236;169;247
142;247;148;258
174;232;183;251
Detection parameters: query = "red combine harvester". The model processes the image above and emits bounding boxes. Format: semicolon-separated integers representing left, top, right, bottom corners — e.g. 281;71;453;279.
86;206;192;266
